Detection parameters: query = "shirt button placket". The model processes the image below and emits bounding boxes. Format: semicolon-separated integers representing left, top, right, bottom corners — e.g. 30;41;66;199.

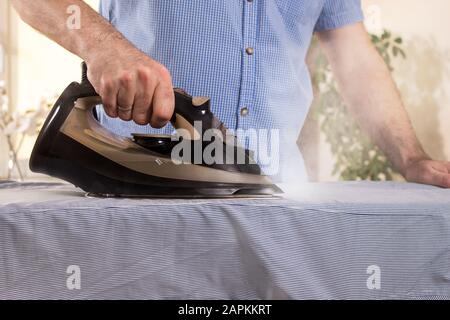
238;0;256;129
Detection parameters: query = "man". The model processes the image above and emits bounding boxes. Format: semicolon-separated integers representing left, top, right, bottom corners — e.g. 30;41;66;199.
12;0;450;187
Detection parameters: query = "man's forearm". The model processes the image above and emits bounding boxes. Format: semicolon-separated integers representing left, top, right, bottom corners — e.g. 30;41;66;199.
11;0;129;63
12;0;175;127
318;24;429;176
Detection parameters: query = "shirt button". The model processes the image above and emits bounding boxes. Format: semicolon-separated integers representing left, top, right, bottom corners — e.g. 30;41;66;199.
245;47;254;55
240;107;249;117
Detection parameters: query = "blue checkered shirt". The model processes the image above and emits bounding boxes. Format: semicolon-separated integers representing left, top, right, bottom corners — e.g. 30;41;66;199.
97;0;363;181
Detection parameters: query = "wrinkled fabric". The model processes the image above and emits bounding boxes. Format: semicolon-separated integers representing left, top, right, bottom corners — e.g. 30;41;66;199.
1;181;449;299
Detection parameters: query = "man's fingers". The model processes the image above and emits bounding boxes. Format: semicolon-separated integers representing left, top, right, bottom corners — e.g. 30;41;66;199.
421;167;450;188
93;59;173;127
435;172;450;188
132;69;155;125
99;77;119;118
150;81;174;128
133;94;153;125
444;162;450;174
431;163;450;187
117;72;136;121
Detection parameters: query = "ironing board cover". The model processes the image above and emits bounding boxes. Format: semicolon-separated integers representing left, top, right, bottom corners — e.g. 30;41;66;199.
0;181;449;299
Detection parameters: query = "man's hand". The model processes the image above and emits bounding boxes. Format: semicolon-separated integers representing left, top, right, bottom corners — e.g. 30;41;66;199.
86;44;174;127
317;23;450;188
12;0;174;128
404;159;450;188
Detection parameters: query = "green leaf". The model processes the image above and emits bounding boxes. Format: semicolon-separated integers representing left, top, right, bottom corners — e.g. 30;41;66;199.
381;30;391;40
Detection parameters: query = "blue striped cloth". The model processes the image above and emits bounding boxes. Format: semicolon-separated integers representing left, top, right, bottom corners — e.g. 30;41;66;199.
96;0;364;181
1;181;450;299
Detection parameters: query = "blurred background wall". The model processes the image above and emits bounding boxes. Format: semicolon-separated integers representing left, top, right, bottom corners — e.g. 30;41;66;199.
0;0;449;181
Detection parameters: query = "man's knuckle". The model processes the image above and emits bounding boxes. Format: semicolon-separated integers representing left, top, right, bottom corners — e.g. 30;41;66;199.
119;114;131;121
137;73;149;86
134;116;148;125
441;175;450;186
150;119;164;128
138;66;152;79
119;72;132;86
158;65;171;81
100;77;114;91
105;109;117;118
102;97;115;108
155;108;172;122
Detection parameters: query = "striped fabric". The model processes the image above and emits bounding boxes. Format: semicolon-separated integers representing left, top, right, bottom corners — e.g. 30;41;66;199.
96;0;364;182
1;181;449;299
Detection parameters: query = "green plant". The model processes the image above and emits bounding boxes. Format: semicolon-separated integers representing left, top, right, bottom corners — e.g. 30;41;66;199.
311;30;406;181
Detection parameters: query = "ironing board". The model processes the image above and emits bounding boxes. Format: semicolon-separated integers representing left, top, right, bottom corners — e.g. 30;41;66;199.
0;180;449;299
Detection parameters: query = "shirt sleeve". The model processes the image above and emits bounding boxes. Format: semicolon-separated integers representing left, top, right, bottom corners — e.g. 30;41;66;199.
99;0;113;21
314;0;364;32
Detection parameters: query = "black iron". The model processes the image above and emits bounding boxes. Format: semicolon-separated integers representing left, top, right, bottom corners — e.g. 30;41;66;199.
29;63;282;197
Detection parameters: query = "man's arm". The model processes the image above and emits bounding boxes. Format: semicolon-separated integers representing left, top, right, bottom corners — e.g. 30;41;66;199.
317;23;450;187
12;0;174;127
